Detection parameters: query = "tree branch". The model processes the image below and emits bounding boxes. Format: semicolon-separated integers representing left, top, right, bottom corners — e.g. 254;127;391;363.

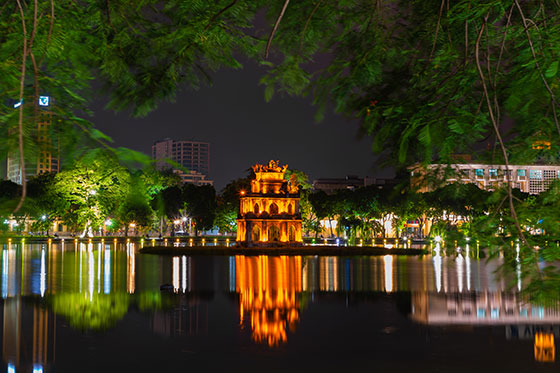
264;0;290;59
429;0;445;61
14;0;28;214
474;15;530;250
514;0;560;136
298;0;322;56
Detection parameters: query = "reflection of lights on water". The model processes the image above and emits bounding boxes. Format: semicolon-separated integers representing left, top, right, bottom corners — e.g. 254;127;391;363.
2;250;8;299
97;244;101;293
7;363;15;373
433;249;442;293
127;243;135;294
535;332;555;363
456;253;464;293
104;249;111;294
466;256;471;291
383;255;393;293
517;263;522;292
88;249;94;301
40;249;46;297
32;364;43;373
173;256;180;293
229;256;236;292
516;243;520;262
181;256;187;293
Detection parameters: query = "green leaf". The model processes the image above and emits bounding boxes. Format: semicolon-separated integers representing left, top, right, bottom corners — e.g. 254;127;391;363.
545;61;558;78
90;129;113;143
264;84;274;102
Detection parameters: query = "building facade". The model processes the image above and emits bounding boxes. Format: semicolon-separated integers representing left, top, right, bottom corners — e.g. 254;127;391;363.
313;176;399;194
236;161;302;246
152;138;210;177
7;98;59;184
411;163;560;194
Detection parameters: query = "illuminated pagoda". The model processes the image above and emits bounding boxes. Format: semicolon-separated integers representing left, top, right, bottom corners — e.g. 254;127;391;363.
236;160;302;246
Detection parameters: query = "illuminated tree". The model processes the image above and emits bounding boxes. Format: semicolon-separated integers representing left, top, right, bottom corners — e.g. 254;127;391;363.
53;151;130;236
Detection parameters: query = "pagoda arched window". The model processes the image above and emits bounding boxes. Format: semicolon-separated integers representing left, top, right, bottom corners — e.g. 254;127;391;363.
254;203;260;214
269;203;279;214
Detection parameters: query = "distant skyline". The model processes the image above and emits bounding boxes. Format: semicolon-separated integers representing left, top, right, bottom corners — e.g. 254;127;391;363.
92;59;388;190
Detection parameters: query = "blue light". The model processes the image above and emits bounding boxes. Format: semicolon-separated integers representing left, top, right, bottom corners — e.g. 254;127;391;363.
38;96;49;107
13;100;22;108
32;364;43;373
7;363;15;373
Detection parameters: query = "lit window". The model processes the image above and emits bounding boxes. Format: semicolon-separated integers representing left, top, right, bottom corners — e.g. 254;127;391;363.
517;169;526;177
489;169;498;177
477;308;486;318
530;170;543;179
491;308;499;319
475;169;484;177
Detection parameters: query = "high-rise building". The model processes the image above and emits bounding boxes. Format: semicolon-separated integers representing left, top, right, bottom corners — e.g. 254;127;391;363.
7;96;59;184
152;138;212;185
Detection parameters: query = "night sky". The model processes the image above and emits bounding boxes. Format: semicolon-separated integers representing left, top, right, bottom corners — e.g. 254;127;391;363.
91;59;387;191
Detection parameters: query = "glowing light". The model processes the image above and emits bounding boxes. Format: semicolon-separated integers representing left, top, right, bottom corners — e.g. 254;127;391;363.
41;215;46;221
105;219;112;226
240;190;246;195
32;364;44;373
8;363;15;373
182;217;187;222
173;219;181;225
434;235;442;243
13;99;22;108
89;190;96;195
129;223;136;228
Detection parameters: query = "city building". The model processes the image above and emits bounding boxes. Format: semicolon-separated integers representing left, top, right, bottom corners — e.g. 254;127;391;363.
152;138;211;185
172;169;213;186
236;160;302;246
312;175;399;194
7;96;59;184
411;163;560;194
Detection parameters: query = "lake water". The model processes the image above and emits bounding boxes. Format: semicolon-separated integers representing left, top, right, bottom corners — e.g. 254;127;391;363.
0;241;558;372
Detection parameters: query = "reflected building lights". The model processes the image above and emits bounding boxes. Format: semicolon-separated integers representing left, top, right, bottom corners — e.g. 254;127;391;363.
40;249;46;297
466;255;471;291
127;244;135;294
456;254;464;293
181;256;187;294
172;257;180;293
535;332;555;363
433;250;442;293
384;255;393;293
88;249;94;301
235;256;302;346
104;249;111;294
2;249;9;298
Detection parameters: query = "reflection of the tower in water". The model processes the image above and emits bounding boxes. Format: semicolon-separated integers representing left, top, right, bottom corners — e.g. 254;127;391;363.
235;256;301;346
1;240;560;363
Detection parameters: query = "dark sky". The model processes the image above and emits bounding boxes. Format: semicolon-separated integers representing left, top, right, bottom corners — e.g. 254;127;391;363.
91;60;388;191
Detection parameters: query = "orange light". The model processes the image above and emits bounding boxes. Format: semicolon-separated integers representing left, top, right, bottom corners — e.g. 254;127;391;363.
240;190;246;196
